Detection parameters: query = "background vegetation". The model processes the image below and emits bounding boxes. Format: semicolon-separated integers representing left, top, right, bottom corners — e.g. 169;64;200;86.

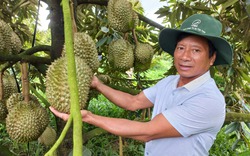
0;0;250;155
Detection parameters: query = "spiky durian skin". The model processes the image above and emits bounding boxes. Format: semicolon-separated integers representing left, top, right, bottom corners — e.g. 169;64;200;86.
134;43;154;72
0;19;12;55
10;31;22;54
2;74;18;100
45;56;93;114
62;32;100;72
6;93;40;112
107;0;137;32
6;101;49;143
38;126;57;146
108;39;134;71
0;100;7;121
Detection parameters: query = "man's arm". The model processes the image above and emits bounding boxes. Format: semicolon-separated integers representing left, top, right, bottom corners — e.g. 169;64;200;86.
49;107;182;142
91;76;153;111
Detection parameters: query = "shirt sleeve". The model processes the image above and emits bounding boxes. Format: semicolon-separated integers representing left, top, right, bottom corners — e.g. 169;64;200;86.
162;95;225;137
143;85;157;104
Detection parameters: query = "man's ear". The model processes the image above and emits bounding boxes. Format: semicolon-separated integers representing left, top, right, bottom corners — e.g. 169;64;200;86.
210;52;216;66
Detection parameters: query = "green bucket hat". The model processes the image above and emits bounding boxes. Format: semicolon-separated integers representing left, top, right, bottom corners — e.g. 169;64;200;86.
159;14;233;66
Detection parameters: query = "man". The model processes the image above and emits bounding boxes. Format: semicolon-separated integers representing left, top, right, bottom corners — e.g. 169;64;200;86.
50;14;233;155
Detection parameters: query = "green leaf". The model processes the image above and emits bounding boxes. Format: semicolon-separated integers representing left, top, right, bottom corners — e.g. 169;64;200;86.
221;0;238;10
96;37;108;48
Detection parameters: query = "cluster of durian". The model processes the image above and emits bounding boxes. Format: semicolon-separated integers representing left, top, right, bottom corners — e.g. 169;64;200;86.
0;19;22;56
107;0;138;33
108;38;154;72
46;32;99;113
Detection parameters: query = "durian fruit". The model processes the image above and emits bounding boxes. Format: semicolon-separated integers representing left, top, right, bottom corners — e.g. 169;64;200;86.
38;126;57;146
0;19;13;55
6;93;39;112
6;100;49;143
134;43;154;72
107;0;137;32
108;39;134;71
62;32;100;72
45;56;93;113
2;74;18;100
10;31;22;54
0;100;7;121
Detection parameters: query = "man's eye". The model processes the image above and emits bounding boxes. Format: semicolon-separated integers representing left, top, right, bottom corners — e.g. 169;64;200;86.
193;49;200;53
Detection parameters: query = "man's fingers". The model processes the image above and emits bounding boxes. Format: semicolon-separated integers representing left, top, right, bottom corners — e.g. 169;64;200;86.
49;106;69;121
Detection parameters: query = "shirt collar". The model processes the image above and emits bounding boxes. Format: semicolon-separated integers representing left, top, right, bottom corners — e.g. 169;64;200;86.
182;71;211;91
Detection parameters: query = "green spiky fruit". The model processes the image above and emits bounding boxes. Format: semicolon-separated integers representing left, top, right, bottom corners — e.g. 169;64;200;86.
38;126;57;146
96;74;111;84
108;39;134;71
134;43;154;72
6;93;39;112
2;74;18;100
107;0;137;32
0;19;12;55
62;32;99;72
45;56;93;113
0;100;7;121
6;101;49;143
10;31;22;54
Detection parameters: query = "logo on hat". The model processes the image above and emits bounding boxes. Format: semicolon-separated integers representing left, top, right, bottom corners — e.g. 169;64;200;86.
191;19;201;27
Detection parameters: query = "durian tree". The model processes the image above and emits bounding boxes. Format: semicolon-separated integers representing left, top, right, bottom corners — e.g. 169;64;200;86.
0;0;250;155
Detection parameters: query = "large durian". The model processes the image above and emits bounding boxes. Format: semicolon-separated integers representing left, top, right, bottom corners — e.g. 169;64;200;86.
6;93;39;112
134;43;154;72
62;32;99;72
45;56;93;113
2;74;18;100
10;31;22;54
6;100;49;143
107;0;138;32
108;39;134;71
38;126;57;146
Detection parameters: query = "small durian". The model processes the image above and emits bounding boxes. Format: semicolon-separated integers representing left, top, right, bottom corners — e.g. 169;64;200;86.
134;43;154;72
45;56;93;113
107;0;137;32
10;31;22;54
2;74;18;100
108;39;134;71
6;100;49;143
38;126;57;146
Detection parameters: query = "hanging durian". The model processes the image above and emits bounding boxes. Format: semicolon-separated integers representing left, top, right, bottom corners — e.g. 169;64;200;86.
6;93;40;112
0;19;12;55
62;32;100;72
107;0;138;32
134;43;154;72
45;56;93;114
108;39;134;71
2;74;18;100
6;100;49;143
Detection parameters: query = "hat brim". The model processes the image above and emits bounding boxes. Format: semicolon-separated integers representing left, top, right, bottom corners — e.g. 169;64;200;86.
159;28;233;66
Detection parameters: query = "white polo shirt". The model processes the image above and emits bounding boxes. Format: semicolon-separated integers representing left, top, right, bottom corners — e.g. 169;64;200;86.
143;71;225;156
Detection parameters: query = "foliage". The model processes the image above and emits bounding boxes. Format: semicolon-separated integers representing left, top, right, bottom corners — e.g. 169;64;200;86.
0;0;250;155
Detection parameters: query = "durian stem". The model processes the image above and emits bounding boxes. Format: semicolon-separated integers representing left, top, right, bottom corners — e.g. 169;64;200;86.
132;29;138;44
62;0;83;155
29;84;50;108
21;62;30;102
0;72;3;100
45;115;73;156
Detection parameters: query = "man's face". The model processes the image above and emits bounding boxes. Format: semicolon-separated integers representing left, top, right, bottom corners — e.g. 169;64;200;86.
174;35;216;84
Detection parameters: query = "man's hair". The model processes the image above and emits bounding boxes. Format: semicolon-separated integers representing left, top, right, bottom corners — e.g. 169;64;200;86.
175;33;216;58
